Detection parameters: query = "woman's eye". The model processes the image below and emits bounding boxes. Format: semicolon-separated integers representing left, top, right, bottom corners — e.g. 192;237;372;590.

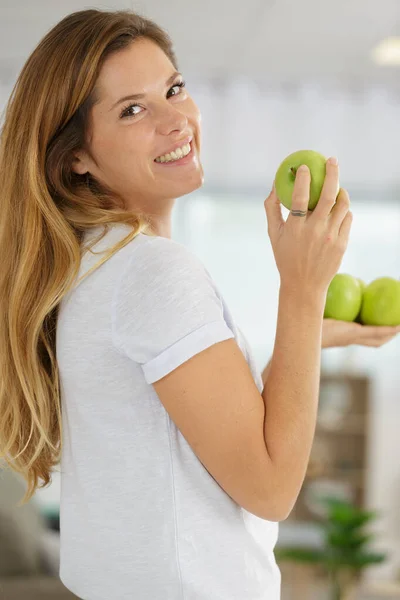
120;80;186;119
167;81;186;97
120;104;143;119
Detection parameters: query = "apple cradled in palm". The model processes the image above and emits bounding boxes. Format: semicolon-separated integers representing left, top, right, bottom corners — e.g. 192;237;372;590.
324;273;400;325
322;273;400;347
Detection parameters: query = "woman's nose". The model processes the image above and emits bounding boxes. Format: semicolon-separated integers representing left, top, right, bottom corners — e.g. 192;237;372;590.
155;105;188;135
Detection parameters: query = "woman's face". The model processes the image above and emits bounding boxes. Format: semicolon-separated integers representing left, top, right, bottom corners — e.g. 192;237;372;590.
73;37;203;217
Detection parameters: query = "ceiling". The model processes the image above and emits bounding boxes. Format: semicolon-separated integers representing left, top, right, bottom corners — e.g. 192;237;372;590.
1;0;400;91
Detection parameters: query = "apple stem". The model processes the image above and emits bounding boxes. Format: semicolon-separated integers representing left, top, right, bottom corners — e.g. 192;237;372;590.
290;167;297;177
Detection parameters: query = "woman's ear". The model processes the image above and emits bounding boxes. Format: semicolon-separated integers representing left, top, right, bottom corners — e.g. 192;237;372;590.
71;151;89;175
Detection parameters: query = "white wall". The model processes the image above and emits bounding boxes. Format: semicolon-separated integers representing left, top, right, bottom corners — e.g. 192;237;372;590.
191;79;400;193
0;82;13;123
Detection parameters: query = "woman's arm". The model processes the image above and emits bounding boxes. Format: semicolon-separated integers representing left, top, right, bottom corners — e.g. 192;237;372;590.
257;161;399;518
259;284;324;519
261;358;273;388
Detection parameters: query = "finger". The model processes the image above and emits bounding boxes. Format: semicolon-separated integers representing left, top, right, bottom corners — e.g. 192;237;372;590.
264;181;285;242
361;335;397;347
328;188;351;233
311;157;340;221
338;210;353;245
359;325;400;338
287;165;311;224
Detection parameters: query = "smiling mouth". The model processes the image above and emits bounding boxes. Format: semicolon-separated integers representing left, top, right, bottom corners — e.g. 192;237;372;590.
154;141;193;164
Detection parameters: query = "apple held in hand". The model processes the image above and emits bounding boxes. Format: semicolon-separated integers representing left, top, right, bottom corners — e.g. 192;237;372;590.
275;149;340;211
360;277;400;326
324;274;363;322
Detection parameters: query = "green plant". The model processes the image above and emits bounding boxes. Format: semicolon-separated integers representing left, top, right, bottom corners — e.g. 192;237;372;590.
275;496;388;600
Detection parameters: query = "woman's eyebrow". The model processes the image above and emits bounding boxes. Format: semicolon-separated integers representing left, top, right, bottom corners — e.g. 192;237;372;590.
108;71;182;112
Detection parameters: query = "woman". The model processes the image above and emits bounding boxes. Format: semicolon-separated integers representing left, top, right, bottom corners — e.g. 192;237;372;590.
0;8;398;600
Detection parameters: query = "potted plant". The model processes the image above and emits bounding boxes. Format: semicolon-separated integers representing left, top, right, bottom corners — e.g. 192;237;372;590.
275;496;388;600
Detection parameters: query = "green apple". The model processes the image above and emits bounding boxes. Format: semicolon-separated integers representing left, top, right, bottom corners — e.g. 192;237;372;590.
275;149;340;211
360;277;400;326
354;278;366;323
357;278;366;293
324;274;363;322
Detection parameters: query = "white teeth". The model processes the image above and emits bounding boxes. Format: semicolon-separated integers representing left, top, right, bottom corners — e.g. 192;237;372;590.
155;143;191;163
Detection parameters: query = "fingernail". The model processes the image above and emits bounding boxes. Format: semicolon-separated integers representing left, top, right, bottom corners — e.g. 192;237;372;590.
328;157;338;166
298;165;308;173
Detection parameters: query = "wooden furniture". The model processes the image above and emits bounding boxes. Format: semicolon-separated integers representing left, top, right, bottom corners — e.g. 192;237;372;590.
277;373;372;599
287;372;371;522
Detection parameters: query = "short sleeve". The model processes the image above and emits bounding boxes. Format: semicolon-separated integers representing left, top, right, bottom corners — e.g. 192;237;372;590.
111;237;235;384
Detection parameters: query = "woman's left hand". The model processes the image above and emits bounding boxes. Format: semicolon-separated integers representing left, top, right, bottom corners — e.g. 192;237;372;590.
322;318;400;349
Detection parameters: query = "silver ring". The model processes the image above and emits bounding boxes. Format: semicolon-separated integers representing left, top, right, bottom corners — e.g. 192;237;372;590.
290;209;307;217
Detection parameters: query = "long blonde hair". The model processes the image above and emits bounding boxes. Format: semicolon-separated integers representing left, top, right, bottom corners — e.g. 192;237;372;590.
0;8;178;505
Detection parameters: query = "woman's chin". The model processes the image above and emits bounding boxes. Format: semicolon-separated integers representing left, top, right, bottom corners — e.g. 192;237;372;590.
163;170;204;197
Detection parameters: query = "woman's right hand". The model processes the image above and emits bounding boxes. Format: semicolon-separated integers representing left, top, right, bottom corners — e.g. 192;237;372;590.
264;157;353;295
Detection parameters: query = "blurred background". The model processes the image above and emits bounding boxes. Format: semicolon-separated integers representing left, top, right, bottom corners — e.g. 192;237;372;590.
0;1;399;599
